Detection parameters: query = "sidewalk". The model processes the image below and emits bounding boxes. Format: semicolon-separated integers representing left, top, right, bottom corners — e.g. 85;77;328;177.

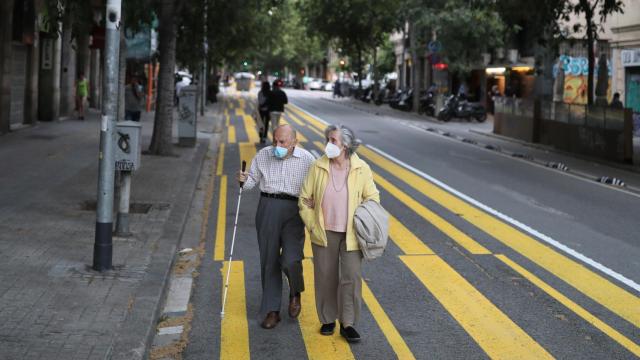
0;105;220;359
324;95;640;191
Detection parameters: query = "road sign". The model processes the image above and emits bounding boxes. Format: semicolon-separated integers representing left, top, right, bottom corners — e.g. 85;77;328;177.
428;40;442;53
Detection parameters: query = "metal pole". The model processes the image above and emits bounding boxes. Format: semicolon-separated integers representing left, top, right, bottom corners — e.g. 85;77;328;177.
93;0;122;271
115;171;132;236
201;0;208;116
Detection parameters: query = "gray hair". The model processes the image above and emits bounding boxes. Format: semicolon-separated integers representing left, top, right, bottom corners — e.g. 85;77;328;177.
324;124;359;156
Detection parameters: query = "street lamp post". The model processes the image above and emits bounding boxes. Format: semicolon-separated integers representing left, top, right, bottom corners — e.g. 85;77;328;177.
93;0;122;271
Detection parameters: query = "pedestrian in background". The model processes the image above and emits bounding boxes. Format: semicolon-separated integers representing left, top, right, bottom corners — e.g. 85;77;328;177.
268;80;288;130
125;76;144;121
258;81;271;143
610;92;624;109
75;72;89;120
237;124;315;329
299;124;380;343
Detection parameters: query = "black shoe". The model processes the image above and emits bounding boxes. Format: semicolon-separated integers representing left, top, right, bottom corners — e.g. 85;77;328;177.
320;322;336;336
340;324;361;343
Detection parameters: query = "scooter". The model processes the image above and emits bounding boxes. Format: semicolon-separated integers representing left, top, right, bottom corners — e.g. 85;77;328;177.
437;94;487;122
390;88;413;111
418;90;436;117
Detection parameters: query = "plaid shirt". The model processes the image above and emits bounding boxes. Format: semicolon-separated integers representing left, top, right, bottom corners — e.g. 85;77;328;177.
244;146;315;196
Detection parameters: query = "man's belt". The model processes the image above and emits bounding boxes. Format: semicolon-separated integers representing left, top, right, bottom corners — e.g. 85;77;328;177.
261;192;298;201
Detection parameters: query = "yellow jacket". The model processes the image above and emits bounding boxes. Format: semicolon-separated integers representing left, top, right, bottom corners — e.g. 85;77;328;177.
299;153;380;251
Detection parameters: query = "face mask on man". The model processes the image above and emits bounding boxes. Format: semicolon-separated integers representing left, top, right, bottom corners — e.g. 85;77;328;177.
324;142;342;159
273;146;289;159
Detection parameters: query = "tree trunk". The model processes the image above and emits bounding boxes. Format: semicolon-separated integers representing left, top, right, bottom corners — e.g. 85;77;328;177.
149;0;178;155
586;7;594;106
59;14;76;117
357;45;363;90
372;46;379;100
0;0;15;134
410;21;420;112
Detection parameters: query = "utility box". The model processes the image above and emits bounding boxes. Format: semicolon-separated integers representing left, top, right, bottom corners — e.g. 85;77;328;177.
178;85;198;147
115;121;142;171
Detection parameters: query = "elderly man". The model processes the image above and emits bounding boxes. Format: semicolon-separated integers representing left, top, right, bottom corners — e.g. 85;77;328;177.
237;124;315;329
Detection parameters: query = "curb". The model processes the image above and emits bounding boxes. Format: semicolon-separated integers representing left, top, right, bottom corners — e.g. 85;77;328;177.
469;129;640;175
108;138;209;360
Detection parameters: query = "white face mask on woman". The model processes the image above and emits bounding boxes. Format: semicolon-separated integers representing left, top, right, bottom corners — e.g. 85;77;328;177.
325;142;342;159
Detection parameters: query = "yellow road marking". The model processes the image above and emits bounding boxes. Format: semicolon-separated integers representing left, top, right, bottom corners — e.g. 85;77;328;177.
228;125;236;143
299;259;355;359
361;281;416;359
389;214;434;255
304;230;313;258
496;254;640;357
374;173;491;254
216;143;225;176
214;176;228;261
225;109;230;127
220;260;250;360
358;146;640;327
289;105;326;131
285;111;306;127
243;114;261;144
401;255;553;359
239;142;257;170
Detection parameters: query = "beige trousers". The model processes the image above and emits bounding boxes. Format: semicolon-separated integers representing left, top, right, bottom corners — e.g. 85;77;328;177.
312;230;362;327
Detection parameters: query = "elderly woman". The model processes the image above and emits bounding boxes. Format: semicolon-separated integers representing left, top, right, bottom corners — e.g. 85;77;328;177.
299;124;379;342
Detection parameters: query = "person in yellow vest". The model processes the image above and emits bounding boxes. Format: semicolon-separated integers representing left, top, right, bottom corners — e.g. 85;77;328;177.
75;72;89;120
299;124;379;343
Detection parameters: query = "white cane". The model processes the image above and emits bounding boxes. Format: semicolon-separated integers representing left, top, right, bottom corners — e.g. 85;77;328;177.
221;160;246;319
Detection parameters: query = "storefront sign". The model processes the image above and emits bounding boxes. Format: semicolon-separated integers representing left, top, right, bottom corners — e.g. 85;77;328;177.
621;49;640;67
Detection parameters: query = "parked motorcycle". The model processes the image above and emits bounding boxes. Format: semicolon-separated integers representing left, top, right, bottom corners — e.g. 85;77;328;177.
437;94;487;122
418;90;436;117
389;88;413;111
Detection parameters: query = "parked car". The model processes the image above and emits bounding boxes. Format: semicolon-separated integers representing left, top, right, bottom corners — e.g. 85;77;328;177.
308;78;323;90
321;80;334;91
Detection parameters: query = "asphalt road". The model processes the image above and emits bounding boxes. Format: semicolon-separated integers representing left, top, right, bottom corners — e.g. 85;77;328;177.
183;88;640;360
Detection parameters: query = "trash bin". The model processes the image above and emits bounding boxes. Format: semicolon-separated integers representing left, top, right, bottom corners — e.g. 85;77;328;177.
178;85;198;147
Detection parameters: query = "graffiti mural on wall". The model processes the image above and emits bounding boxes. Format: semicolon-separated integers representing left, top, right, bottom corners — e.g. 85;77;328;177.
553;55;612;104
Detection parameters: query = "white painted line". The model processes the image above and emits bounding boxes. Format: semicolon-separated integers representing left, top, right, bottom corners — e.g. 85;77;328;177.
163;277;193;314
367;144;640;293
158;325;184;336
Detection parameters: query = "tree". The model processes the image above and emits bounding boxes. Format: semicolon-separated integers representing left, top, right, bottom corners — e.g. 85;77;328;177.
148;0;180;155
299;0;400;90
571;0;624;105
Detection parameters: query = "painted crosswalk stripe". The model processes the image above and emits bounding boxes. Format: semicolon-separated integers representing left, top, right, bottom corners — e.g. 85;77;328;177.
298;259;355;359
216;143;225;176
214;176;227;261
362;281;416;359
220;260;250;360
228;125;236;143
496;254;640;357
401;255;553;359
358;145;640;327
388;214;434;255
239;142;257;170
242;114;261;144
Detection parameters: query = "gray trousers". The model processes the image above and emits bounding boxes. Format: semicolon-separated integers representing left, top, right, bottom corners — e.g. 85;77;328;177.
312;231;363;327
255;196;305;315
